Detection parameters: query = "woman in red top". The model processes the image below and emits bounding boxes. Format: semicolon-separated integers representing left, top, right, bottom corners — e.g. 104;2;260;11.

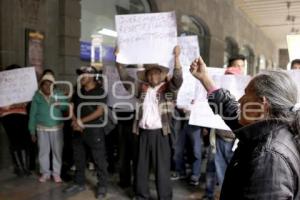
0;64;32;176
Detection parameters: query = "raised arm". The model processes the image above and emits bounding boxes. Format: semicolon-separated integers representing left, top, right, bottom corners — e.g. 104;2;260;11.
190;57;241;130
168;46;183;92
189;57;216;92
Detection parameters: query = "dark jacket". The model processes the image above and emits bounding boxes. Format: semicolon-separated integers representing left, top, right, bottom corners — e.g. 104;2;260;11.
208;88;300;200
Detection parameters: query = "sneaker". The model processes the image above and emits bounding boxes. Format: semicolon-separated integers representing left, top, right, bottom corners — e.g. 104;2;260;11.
201;195;214;200
53;175;63;183
88;162;95;171
39;174;50;183
170;172;187;181
63;184;86;194
189;178;200;186
96;186;107;199
189;175;200;186
70;165;76;171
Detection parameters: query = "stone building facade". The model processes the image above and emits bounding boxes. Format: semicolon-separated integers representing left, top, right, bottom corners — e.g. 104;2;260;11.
0;0;278;81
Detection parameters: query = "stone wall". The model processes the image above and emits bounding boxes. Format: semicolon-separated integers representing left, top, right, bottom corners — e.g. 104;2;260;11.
155;0;278;72
0;0;81;82
0;0;278;78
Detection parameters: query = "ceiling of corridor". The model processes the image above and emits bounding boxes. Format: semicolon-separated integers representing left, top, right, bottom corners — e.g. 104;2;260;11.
234;0;300;48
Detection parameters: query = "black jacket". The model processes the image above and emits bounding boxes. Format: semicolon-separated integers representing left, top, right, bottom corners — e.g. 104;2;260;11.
208;88;300;200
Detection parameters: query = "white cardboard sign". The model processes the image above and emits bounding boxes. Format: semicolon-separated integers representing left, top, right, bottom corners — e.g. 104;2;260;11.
0;67;38;107
116;11;177;67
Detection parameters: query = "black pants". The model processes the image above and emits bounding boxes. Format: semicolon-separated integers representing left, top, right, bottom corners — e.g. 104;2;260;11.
1;114;31;151
136;129;172;200
117;111;138;187
1;114;35;170
72;128;108;187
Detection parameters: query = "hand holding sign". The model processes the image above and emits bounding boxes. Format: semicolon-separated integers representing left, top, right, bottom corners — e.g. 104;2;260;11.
190;57;217;92
174;45;181;57
0;67;37;107
190;57;208;81
115;11;177;67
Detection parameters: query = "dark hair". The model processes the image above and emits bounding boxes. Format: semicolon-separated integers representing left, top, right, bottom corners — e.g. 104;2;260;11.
252;71;300;139
5;64;22;71
291;59;300;69
42;69;55;77
227;55;246;67
126;65;136;68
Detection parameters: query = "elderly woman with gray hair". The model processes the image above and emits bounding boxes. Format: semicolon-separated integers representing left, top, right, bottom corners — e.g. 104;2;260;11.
190;57;300;200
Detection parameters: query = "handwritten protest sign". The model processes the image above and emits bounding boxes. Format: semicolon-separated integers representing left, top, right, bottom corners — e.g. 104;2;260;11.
104;66;137;110
178;36;200;67
115;11;177;67
285;70;300;102
176;36;200;107
189;74;251;130
0;67;38;107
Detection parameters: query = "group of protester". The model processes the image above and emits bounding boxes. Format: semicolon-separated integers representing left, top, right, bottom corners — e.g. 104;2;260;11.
0;46;300;200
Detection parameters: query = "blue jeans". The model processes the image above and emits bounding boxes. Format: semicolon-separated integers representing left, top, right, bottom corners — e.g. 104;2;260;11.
214;135;234;186
205;147;217;199
174;122;202;179
170;109;185;168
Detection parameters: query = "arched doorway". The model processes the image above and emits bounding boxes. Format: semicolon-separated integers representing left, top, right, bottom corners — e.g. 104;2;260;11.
240;45;255;75
224;37;239;67
257;55;266;74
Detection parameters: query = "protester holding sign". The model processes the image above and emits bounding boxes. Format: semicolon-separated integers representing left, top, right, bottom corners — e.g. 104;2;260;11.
115;46;182;199
202;56;245;200
190;56;300;200
115;11;177;67
0;65;32;177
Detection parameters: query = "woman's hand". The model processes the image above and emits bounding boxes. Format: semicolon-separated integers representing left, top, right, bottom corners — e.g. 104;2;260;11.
190;57;216;92
190;57;208;81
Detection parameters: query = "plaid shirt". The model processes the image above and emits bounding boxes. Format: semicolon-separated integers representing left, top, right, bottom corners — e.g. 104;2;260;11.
117;66;183;135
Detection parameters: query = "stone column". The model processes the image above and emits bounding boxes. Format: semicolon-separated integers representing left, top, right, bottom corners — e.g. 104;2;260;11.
59;0;81;82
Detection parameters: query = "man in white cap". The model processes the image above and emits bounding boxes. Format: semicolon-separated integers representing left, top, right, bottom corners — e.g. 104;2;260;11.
115;46;182;200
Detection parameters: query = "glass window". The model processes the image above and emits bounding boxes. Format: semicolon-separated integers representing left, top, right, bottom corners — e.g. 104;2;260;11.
80;0;154;66
81;0;152;46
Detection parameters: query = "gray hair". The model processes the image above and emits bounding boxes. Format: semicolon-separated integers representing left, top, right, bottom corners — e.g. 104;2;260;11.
252;70;300;137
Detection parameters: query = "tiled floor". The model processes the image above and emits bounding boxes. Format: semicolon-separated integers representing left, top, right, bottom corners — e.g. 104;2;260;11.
0;168;206;200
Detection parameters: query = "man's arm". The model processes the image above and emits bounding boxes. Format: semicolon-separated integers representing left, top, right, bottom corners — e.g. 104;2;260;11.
168;46;183;92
